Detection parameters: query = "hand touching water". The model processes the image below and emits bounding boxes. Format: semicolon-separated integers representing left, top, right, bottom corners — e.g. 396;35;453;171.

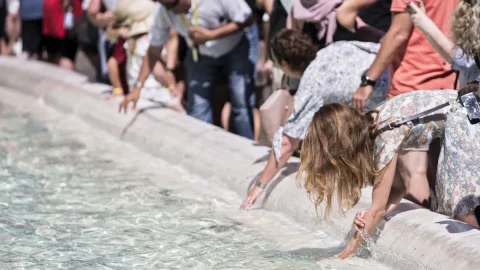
335;210;367;259
335;234;363;259
240;185;264;209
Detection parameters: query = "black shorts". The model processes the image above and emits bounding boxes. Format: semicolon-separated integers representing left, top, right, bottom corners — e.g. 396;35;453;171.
22;19;44;55
44;35;78;62
0;0;6;41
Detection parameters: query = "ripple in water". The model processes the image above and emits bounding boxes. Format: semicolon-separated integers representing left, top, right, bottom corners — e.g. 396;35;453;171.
0;97;393;269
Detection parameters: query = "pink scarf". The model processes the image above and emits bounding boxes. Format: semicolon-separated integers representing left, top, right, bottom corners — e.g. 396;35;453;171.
293;0;343;45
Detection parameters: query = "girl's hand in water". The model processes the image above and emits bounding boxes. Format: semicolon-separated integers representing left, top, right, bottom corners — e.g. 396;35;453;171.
240;185;264;209
335;210;369;259
354;210;367;232
335;232;363;259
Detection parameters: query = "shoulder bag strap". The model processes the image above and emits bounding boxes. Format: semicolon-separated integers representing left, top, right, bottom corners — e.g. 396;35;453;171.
377;101;453;134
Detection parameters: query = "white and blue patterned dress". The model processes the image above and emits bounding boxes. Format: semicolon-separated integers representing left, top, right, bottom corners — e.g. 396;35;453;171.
374;90;480;217
273;41;389;160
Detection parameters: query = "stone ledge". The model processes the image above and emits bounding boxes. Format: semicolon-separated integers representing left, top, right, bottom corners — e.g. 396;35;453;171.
1;57;479;270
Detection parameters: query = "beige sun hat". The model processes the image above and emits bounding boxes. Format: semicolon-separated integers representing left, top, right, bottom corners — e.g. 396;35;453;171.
114;0;156;38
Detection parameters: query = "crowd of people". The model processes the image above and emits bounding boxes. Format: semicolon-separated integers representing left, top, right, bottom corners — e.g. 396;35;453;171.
2;0;480;260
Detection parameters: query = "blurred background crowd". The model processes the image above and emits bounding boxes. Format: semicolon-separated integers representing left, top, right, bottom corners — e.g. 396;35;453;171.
0;0;282;143
0;0;472;157
0;0;396;143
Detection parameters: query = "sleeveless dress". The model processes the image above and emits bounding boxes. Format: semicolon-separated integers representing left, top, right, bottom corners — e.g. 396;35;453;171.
375;90;480;217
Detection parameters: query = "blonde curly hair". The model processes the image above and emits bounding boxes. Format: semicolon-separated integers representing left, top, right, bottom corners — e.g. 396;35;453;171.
453;0;480;57
297;104;379;220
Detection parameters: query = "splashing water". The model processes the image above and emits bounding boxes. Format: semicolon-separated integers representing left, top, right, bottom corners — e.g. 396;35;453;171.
0;89;394;269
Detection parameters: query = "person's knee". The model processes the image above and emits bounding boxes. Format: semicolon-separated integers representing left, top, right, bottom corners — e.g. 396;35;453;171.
188;91;212;121
230;85;255;111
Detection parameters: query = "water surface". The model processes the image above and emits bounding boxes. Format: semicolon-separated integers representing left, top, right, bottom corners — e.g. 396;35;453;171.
0;89;392;269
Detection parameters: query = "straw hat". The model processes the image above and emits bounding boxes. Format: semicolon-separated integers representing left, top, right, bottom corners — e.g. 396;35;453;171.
114;0;156;38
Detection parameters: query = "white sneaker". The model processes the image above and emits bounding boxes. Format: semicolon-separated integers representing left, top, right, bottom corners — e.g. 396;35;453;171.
12;39;22;57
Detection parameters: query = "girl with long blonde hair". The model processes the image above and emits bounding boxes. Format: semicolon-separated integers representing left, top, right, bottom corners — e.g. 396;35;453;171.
299;86;480;259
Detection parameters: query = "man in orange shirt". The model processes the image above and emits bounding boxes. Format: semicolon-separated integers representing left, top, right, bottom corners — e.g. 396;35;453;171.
351;0;458;111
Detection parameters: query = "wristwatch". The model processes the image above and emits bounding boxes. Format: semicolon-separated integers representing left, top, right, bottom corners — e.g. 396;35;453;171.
256;181;267;189
360;75;376;87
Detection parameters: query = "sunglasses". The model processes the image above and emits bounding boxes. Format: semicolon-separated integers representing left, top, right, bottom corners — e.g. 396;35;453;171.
163;0;180;10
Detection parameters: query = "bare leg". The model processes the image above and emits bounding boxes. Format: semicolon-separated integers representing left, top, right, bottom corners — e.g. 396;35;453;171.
174;81;185;102
456;210;480;228
253;108;261;142
221;102;231;131
85;52;99;77
5;13;20;55
0;40;7;55
397;151;431;208
59;57;75;70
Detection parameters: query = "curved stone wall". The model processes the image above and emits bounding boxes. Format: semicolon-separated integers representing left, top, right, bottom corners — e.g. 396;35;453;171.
1;57;479;269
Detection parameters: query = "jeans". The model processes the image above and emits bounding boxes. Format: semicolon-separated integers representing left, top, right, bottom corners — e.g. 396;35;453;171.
245;24;259;79
185;37;255;139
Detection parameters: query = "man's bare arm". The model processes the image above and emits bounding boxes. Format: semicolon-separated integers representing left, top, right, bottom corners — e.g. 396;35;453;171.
365;12;413;80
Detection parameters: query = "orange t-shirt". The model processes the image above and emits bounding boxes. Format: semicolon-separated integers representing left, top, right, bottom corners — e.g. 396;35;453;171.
388;0;458;97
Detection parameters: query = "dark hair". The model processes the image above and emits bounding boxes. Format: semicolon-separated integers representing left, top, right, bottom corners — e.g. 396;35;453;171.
270;29;318;73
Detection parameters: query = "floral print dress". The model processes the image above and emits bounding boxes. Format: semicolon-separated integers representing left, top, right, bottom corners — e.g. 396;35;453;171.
375;90;480;217
273;41;389;161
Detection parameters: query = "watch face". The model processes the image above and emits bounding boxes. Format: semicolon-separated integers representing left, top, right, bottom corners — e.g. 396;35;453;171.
360;75;374;87
360;75;369;87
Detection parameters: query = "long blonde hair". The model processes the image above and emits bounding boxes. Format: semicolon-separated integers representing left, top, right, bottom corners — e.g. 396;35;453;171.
297;104;379;219
452;0;480;58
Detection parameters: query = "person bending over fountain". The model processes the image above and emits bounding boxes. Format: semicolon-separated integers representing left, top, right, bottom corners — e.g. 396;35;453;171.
298;85;480;259
240;26;389;208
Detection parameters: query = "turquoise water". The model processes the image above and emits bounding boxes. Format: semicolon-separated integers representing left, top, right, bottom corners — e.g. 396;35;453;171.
0;90;392;269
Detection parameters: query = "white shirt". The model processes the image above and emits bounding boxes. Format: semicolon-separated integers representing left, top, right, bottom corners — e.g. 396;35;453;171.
102;0;118;11
125;35;176;105
7;0;19;14
150;0;252;58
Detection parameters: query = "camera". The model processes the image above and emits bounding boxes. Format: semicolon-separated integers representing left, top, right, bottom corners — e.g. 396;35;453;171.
460;92;480;125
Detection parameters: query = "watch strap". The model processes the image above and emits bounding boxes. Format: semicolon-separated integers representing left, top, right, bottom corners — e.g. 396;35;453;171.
361;75;376;87
256;181;267;189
